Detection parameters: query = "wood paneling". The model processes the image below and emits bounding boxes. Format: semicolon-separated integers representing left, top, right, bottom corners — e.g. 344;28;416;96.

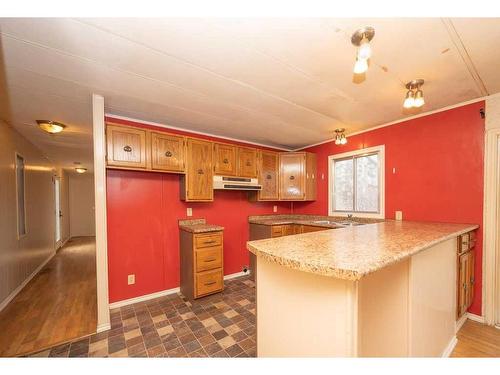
106;125;147;168
0;237;97;357
257;150;279;200
151;132;185;172
214;143;237;176
181;138;213;202
238;147;258;178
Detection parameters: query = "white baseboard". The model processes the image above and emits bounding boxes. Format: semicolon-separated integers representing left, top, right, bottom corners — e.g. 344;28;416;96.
109;271;250;309
442;336;458;357
456;313;468;333
467;312;486;323
96;323;111;333
109;287;181;309
0;251;56;313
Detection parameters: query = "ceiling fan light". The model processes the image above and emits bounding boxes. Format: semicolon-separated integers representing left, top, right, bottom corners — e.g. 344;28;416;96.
414;89;425;108
353;58;368;74
403;90;415;109
357;37;372;60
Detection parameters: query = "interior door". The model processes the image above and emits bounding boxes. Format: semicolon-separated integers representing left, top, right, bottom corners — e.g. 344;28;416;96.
54;177;62;248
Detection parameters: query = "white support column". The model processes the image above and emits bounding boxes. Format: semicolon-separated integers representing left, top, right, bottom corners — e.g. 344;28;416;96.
92;94;110;332
483;94;500;326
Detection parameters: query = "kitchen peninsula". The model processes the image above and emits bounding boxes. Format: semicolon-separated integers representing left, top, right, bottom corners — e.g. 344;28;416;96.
247;220;478;357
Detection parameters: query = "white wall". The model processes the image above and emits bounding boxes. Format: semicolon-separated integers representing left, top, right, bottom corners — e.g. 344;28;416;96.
0;121;55;307
69;173;96;237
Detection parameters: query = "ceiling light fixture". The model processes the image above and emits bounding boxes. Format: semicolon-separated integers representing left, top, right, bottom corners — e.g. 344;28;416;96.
75;167;87;174
334;128;347;145
351;27;375;74
36;120;66;134
403;79;425;109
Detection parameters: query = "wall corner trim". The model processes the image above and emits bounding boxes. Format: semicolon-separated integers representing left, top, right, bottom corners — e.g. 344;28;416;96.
441;336;458;358
0;251;55;313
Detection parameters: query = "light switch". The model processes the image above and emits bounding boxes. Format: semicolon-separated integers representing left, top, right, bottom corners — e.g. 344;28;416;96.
127;274;135;285
187;207;193;217
273;205;277;213
395;211;403;221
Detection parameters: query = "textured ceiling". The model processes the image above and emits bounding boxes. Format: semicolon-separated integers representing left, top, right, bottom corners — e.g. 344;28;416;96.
0;18;498;170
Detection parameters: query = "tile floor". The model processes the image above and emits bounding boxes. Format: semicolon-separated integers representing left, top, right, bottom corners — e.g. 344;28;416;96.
30;276;256;358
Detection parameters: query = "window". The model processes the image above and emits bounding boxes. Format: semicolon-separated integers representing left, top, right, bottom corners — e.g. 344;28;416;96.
15;153;26;237
329;145;385;218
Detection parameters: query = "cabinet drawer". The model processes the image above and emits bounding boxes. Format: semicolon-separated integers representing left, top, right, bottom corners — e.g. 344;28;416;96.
194;232;222;249
195;247;222;272
196;269;223;297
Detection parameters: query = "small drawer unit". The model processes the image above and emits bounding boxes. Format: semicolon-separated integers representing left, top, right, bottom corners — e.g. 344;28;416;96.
180;226;224;299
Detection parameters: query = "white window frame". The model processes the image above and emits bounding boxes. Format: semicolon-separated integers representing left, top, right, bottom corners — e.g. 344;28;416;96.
328;145;385;219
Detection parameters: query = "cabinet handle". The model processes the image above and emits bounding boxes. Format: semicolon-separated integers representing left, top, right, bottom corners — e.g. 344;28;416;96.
123;145;132;152
289;175;295;180
165;151;172;157
223;158;229;164
471;277;475;284
266;174;272;180
246;161;251;166
204;258;216;262
203;240;216;244
204;281;216;286
197;169;204;175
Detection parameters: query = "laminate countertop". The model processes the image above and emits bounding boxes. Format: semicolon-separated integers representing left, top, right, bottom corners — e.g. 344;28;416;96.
179;218;224;233
247;220;478;281
248;214;383;229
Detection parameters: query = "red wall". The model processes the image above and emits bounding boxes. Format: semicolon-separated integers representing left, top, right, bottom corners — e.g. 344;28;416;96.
293;101;485;314
106;117;291;303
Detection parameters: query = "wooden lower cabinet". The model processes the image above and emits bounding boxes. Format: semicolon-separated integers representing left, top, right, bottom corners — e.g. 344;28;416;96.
248;223;328;281
180;230;224;299
457;231;476;319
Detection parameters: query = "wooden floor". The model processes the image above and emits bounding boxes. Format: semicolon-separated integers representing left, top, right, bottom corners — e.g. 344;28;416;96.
452;320;500;357
0;237;97;357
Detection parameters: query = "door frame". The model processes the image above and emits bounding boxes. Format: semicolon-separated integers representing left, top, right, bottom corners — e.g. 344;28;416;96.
54;175;62;249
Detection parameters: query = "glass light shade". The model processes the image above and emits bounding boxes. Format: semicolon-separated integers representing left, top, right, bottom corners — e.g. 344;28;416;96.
357;38;372;60
403;90;415;109
75;167;87;174
414;89;425;108
335;136;341;145
38;121;65;134
340;135;348;145
353;58;368;74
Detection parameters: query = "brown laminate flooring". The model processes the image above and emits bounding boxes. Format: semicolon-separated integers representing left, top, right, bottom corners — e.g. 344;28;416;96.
0;237;97;357
451;319;500;357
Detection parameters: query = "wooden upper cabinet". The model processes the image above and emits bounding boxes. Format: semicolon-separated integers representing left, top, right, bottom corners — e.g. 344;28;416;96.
151;132;185;172
213;143;237;176
238;147;258;178
280;152;305;200
279;152;316;201
182;138;213;201
258;150;279;200
106;125;147;169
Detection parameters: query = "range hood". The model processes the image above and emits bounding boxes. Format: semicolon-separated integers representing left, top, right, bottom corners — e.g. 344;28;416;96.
213;176;262;190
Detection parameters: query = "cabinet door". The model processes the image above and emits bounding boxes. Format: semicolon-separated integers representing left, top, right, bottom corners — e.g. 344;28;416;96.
106;125;147;168
305;152;317;201
214;143;237;176
258;150;279;200
467;251;475;310
279;153;305;200
186;139;213;201
283;224;295;236
151;132;185;172
458;251;473;318
238;147;258;178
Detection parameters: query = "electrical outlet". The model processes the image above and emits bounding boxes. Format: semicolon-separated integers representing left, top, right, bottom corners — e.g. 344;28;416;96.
127;274;135;285
395;211;403;221
187;207;192;217
242;265;249;273
273;205;277;213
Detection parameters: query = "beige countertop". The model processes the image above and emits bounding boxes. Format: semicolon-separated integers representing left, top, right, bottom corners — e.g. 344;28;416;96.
248;214;383;229
179;218;224;233
247;220;478;281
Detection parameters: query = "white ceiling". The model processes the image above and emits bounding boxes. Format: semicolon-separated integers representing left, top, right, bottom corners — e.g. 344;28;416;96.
0;18;498;171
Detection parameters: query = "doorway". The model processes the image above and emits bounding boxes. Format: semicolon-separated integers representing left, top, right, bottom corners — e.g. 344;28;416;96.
54;176;62;249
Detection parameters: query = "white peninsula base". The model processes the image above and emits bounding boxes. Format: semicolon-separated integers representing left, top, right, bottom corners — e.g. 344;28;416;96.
256;238;457;357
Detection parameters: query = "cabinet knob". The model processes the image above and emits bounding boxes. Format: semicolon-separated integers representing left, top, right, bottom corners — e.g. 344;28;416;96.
266;174;272;180
197;169;204;175
223;158;229;164
165;151;172;157
123;145;132;152
289;175;295;180
246;161;251;166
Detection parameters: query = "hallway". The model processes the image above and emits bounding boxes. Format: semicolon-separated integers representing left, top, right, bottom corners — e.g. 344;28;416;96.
0;237;97;357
